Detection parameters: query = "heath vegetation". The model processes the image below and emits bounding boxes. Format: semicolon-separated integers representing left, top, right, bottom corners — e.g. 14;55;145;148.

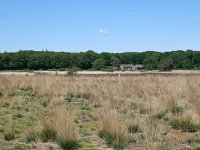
0;74;200;149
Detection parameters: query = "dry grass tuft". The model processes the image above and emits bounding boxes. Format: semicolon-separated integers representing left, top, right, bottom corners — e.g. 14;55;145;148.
99;110;130;149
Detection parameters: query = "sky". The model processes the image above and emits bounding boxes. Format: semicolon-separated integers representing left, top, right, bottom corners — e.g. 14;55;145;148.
0;0;200;52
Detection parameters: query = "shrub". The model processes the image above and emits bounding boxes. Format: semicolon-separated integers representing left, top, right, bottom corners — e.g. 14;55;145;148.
101;66;114;72
66;67;80;76
92;58;106;70
158;59;174;72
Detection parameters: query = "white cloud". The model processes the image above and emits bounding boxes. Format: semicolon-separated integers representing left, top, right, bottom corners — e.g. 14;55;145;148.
98;29;110;35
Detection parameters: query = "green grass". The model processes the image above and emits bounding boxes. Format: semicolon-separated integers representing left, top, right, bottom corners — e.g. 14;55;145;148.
40;127;57;142
154;111;168;119
4;132;15;141
25;132;39;143
169;118;200;132
57;138;80;150
99;130;129;150
128;124;141;133
186;138;200;144
169;106;184;114
139;107;149;114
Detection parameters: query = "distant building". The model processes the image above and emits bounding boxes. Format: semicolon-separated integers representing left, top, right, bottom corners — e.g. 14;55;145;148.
120;64;144;71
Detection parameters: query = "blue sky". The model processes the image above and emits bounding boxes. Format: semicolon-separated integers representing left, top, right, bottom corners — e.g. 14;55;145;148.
0;0;200;52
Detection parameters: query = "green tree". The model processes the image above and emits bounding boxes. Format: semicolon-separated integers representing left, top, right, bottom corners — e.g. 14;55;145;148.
92;58;106;70
158;59;174;71
111;56;121;68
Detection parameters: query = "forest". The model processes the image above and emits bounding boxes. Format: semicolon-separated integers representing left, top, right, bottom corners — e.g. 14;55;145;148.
0;50;200;70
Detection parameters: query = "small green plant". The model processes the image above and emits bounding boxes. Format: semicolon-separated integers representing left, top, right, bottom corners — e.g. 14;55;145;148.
186;138;200;144
57;138;80;150
128;124;141;133
0;91;3;97
67;70;75;76
64;93;75;102
169;106;184;114
76;93;91;99
192;147;200;150
40;127;57;142
40;99;50;107
169;118;200;132
13;113;24;119
101;66;114;72
19;86;33;92
26;132;39;143
157;142;168;150
155;111;168;119
66;67;80;76
0;128;4;133
161;131;168;136
4;132;15;141
139;107;148;114
2;102;10;107
99;130;129;150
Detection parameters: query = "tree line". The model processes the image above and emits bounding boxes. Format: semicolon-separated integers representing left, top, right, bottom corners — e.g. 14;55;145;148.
0;50;200;71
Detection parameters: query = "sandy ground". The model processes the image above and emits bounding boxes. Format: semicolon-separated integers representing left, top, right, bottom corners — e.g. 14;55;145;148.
0;70;200;76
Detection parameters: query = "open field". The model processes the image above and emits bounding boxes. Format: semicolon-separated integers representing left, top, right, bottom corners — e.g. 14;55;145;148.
0;74;200;150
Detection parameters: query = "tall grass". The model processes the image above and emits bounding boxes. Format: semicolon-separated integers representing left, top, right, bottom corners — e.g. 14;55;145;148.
41;108;79;149
1;74;200;149
99;110;129;149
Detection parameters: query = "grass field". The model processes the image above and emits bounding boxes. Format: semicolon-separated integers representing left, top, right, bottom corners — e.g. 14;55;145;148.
0;74;200;150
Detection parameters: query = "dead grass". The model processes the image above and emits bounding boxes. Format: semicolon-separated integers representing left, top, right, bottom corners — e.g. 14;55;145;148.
0;74;200;149
51;107;78;142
